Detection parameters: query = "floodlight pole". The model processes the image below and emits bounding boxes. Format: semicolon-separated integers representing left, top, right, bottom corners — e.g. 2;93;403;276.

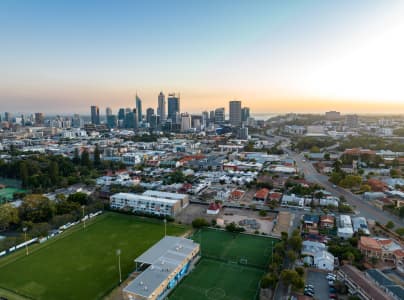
164;218;167;237
82;205;86;229
117;249;122;283
23;227;29;256
271;240;274;265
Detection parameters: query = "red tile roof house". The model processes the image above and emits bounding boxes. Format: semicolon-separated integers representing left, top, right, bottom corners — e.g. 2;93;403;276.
206;202;222;215
358;236;404;268
253;188;270;202
367;179;388;192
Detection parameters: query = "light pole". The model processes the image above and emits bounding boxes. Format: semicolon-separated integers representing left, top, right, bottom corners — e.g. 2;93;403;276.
164;218;167;237
82;205;86;229
116;249;122;283
271;240;274;265
23;227;29;256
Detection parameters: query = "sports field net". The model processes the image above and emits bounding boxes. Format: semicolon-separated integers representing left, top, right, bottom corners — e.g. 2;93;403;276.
192;228;277;269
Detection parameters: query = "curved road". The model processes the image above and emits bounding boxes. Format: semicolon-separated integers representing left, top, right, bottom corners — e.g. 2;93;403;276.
287;149;404;227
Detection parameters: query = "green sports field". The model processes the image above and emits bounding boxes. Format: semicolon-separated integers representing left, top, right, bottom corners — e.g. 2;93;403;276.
192;228;276;268
169;259;262;300
0;212;187;300
169;229;279;300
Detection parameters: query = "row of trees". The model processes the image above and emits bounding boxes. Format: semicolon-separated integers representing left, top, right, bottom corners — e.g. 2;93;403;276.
0;192;101;234
261;230;303;290
0;148;127;193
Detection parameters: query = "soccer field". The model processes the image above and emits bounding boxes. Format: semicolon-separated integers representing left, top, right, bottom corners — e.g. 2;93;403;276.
192;228;277;268
0;212;187;300
169;229;279;300
168;259;263;300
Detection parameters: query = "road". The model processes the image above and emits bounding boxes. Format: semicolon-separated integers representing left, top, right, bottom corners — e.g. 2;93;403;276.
286;148;404;228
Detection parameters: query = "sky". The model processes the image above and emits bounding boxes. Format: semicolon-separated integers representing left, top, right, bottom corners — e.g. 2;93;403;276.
1;0;404;115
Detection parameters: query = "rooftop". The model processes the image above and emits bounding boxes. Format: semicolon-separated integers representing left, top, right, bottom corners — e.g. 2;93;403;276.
124;236;199;298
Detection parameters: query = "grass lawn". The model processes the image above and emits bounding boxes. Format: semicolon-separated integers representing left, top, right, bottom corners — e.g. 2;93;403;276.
0;212;187;300
192;228;277;268
168;259;263;300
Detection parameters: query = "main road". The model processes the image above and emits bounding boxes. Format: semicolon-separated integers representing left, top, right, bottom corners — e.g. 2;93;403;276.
285;148;404;227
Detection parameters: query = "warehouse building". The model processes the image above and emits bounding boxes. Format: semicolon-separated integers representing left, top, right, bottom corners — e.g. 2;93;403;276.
123;236;200;300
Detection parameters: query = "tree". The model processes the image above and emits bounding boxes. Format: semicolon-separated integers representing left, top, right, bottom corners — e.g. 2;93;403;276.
80;150;92;168
324;153;331;160
191;218;209;229
261;273;278;289
72;148;80;164
280;269;303;289
48;161;59;185
67;192;89;205
295;266;304;276
287;250;297;262
385;221;395;229
0;203;19;231
395;227;404;236
19;162;29;188
19;195;55;223
288;235;302;252
93;145;101;168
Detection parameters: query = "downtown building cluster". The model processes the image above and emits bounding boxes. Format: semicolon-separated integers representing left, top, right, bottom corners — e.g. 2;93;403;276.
87;93;252;138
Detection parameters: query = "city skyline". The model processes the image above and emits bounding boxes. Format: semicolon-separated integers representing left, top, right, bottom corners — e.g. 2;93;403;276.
1;1;404;114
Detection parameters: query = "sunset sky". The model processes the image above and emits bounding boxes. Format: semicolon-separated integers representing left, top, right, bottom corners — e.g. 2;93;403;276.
1;0;404;115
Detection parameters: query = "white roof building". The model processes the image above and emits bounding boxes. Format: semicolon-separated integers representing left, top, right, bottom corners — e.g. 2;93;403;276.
314;250;335;271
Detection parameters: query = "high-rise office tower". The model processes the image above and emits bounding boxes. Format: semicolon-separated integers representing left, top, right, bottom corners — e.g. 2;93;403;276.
241;107;250;122
91;105;100;125
202;111;209;127
4;112;11;122
167;93;180;123
106;107;116;128
72;114;81;128
135;94;142;123
209;110;215;124
181;113;191;132
34;112;44;125
214;107;225;124
118;108;125;120
157;91;166;123
229;100;242;126
146;108;155;124
106;107;112;117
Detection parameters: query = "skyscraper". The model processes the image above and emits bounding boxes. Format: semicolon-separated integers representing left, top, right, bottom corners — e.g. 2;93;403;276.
34;112;44;125
167;93;180;123
106;108;116;128
229;100;242;126
106;107;112;117
157;91;166;123
241;107;250;122
91;106;100;125
214;107;225;124
135;94;142;123
181;113;191;132
146;108;154;124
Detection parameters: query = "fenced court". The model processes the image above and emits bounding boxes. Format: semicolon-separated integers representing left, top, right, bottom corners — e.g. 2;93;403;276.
168;259;263;300
168;229;279;300
192;228;277;269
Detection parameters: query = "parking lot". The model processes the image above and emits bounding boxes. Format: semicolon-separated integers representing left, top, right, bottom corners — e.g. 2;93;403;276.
306;270;329;300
